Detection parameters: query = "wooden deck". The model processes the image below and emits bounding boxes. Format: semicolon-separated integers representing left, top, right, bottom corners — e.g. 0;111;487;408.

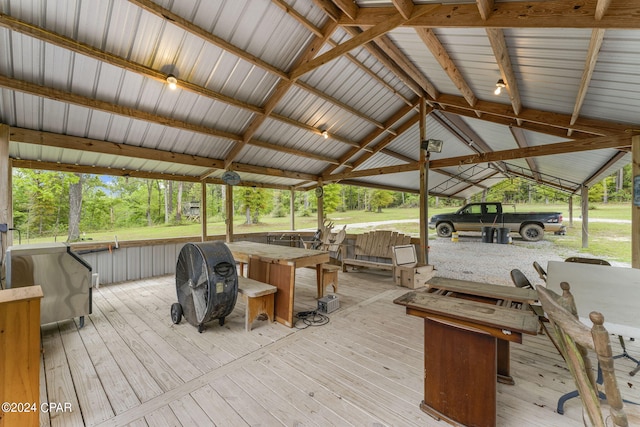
39;268;640;427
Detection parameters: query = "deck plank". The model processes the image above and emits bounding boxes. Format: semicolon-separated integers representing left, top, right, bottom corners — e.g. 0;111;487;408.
74;314;141;414
190;384;250;426
86;298;164;402
41;323;85;427
40;271;640;427
57;320;115;425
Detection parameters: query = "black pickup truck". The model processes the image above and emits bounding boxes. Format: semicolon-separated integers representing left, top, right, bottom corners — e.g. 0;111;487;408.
428;202;566;242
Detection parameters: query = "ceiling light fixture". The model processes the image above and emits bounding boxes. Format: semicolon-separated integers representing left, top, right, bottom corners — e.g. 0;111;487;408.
166;74;178;90
494;79;506;95
321;130;329;139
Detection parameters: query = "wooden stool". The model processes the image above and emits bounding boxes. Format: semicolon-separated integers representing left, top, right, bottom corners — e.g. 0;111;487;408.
237;277;277;332
318;263;340;298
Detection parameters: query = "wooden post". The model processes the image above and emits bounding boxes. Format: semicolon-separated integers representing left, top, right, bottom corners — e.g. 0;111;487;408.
201;182;207;242
316;181;324;230
581;185;589;249
0;124;11;252
632;135;640;268
419;98;428;265
290;188;295;231
568;196;573;228
225;184;233;243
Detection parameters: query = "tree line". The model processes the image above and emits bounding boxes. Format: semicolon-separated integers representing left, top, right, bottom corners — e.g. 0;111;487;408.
11;164;631;241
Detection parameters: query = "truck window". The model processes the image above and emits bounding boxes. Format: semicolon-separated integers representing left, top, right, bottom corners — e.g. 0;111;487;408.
486;204;498;214
461;205;482;215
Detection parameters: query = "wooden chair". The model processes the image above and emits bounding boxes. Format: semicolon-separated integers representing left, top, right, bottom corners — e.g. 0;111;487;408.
537;283;636;426
533;261;547;281
565;256;611;266
510;268;534;289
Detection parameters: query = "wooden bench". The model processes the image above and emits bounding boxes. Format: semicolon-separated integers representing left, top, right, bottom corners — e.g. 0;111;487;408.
341;230;412;272
318;263;340;298
237;276;277;332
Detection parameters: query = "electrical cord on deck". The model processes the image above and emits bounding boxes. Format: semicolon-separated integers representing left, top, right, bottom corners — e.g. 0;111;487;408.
295;310;329;329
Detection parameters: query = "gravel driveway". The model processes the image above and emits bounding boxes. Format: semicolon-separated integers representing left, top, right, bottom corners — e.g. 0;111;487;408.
425;233;629;287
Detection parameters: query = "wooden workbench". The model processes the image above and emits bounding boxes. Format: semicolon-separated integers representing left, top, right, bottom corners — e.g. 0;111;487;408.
394;276;539;427
226;241;329;327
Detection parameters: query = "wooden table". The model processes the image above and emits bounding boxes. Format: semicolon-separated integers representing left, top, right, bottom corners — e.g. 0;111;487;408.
226;241;329;327
394;276;539;427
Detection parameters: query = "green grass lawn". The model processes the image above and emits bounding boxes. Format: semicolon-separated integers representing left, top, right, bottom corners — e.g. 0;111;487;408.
18;202;634;264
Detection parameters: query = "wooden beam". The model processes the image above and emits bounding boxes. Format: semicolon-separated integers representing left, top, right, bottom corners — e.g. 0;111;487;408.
429;133;632;169
271;0;324;37
11;127;323;184
415;28;477;106
342;26;425;97
324;162;419;183
434;94;630;136
476;0;494;20
339;1;640;29
0;13;265;116
349;113;422;171
337;179;420;194
434;104;594;140
10;128;225;169
223;19;339;169
595;0;613;20
0;75;243;141
322;102;418;175
485;28;522;115
290;13;412;80
310;0;342;22
582;150;628;187
248;138;341;165
392;0;414;20
291;6;438;81
127;0;288;80
371;34;439;99
510;126;541;181
225;185;233;243
435;168;490;190
295;81;389;131
570;29;606;128
332;0;359;20
0;124;11;249
229;163;318;182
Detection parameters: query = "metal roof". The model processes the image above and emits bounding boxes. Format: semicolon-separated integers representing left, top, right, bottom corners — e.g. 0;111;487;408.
1;0;639;199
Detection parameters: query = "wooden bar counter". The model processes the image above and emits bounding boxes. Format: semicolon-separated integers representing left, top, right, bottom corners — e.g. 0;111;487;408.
394;277;539;427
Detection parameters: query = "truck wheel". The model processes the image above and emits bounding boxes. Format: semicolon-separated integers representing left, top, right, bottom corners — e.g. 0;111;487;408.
436;222;454;238
520;224;544;242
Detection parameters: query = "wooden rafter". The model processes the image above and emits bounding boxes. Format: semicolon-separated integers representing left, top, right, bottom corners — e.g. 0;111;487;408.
392;0;414;20
289;8;437;81
338;1;640;29
510;127;541;181
436;112;509;174
368;32;438;99
221;19;339;170
9;128;327;182
583;150;628;187
324;162;419;183
569;29;606;134
485;28;522;116
429;134;631;169
415;28;477;106
434;94;630;136
595;0;613;20
332;0;359;20
321;102;419;176
476;0;494;20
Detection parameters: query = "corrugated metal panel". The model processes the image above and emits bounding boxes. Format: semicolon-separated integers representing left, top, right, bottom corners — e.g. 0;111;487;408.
581;30;640;125
504;28;591;115
387;27;458;95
